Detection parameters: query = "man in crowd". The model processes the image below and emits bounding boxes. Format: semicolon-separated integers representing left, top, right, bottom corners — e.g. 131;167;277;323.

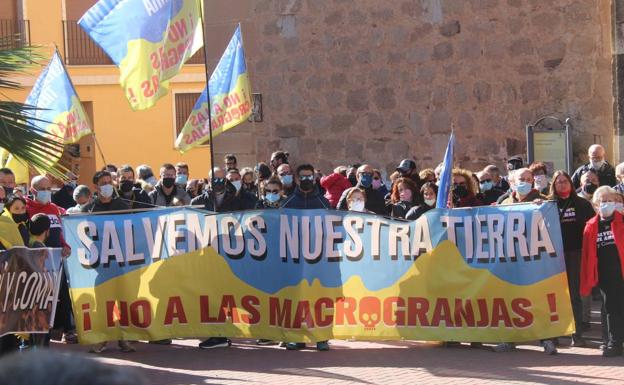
225;168;257;209
571;144;617;188
476;170;504;205
0;168;16;197
66;185;92;214
337;164;386;214
117;165;152;209
277;163;295;196
137;164;157;192
191;168;241;212
270;150;289;173
52;172;78;210
175;162;190;187
149;163;191;207
224;154;238;171
82;171;128;212
395;159;421;186
500;168;545;204
26;175;74;343
484;164;510;192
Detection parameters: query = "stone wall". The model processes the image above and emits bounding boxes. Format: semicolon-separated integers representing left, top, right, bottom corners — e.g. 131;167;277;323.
207;0;615;175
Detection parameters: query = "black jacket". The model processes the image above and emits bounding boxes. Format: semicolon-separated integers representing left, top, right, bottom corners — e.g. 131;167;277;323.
557;195;595;252
478;188;505;205
281;186;330;209
120;187;152;209
52;184;76;210
191;188;241;212
82;197;129;213
571;161;617;188
389;201;416;219
405;204;434;220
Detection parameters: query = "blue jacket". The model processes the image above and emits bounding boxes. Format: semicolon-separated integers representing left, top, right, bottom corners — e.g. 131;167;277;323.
280;186;330;209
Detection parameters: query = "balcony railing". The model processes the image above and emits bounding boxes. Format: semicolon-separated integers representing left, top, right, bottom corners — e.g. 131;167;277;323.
0;19;30;48
62;20;113;65
62;20;205;65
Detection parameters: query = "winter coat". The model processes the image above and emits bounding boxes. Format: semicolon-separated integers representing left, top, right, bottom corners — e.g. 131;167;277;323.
320;173;352;208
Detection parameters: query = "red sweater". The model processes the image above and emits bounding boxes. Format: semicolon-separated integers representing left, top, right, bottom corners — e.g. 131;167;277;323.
26;197;70;249
580;211;624;296
320;173;352;208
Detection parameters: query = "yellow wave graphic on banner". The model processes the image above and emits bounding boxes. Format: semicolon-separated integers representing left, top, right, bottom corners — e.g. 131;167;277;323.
70;241;573;345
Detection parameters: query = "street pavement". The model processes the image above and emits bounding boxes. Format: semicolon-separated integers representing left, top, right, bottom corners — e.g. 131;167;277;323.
48;317;624;385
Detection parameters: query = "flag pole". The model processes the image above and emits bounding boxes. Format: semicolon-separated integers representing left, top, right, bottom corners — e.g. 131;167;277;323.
199;2;216;193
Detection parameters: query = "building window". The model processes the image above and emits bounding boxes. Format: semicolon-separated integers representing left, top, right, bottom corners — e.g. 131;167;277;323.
174;92;201;137
0;19;30;48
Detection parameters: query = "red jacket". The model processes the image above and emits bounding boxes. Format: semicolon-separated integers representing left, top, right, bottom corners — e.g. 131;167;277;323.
26;197;70;249
580;211;624;296
320;173;352;208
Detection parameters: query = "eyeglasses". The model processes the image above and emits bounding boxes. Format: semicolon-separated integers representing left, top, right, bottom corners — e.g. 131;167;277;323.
265;189;280;194
300;175;314;181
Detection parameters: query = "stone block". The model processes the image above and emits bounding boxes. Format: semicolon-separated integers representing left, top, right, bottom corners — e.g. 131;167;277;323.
406;47;430;64
432;42;453;60
331;73;348;88
520;80;541;103
331;114;357;132
429;109;451;133
509;38;534;56
431;86;448;106
325;10;344;26
346;89;370;112
405;89;429;104
275;123;306;138
457;111;475;131
374;88;397;110
439;20;461;37
473;81;492;103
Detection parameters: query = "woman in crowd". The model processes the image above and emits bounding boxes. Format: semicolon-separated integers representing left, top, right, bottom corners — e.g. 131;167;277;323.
549;171;595;347
581;186;624;357
529;162;550;195
577;170;599;201
345;188;369;212
406;182;438;220
451;169;482;207
5;196;29;244
388;177;420;219
320;166;352;208
372;169;389;197
256;178;286;209
418;168;436;184
240;167;257;196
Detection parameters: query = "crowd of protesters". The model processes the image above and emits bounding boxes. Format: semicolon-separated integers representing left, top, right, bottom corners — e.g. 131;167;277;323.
0;144;623;357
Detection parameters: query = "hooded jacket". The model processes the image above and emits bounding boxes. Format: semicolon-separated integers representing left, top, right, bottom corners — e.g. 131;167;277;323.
580;211;624;296
320;172;352;208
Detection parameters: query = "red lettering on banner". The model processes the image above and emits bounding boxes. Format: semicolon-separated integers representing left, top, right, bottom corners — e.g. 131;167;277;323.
476;298;490;327
511;298;533;328
130;300;152;328
106;300;129;327
407;297;430;326
199;295;222;323
292;300;315;328
315;297;334;327
164;296;188;325
454;299;476;327
335;297;357;325
491;298;513;327
218;295;240;323
431;298;454;327
241;295;260;324
269;297;292;327
383;297;405;326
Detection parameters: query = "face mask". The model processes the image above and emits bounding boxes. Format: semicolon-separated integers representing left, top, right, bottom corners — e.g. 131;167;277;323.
280;175;293;186
479;181;493;192
175;175;188;185
515;181;532;196
615;202;624;213
99;184;114;198
265;192;280;203
146;176;158;186
11;213;28;223
590;160;605;170
35;190;51;204
300;179;314;191
3;187;13;197
350;200;365;212
359;174;373;188
372;179;382;190
599;202;616;218
162;177;175;188
534;175;548;190
231;180;242;191
348;174;357;186
452;184;468;198
582;183;597;195
120;180;134;194
399;189;413;202
425;198;436;207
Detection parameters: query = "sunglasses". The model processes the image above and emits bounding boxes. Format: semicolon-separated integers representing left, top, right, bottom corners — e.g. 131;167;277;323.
212;178;225;183
300;175;314;181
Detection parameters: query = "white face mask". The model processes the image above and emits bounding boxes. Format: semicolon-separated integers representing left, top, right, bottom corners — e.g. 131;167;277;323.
349;200;365;212
534;175;548;190
99;184;114;198
615;202;624;213
599;202;616;218
590;159;605;170
424;198;436;207
231;180;242;191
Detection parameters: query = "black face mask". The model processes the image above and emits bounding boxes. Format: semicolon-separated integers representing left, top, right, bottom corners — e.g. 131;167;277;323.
162;177;175;188
348;174;357;187
300;180;314;191
452;184;469;198
12;213;29;223
583;183;597;195
120;180;134;193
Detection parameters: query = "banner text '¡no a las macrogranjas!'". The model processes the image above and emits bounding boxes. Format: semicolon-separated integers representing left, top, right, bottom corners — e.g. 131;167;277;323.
79;0;203;110
62;203;574;345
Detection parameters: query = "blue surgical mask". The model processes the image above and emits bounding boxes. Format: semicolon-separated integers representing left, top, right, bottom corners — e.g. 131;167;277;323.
480;181;493;192
35;190;51;204
599;202;616;218
266;192;280;203
280;174;293;186
176;174;188;185
359;174;373;188
515;181;532;195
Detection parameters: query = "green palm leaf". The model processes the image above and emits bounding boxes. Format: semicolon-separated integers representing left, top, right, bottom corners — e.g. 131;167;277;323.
0;37;68;179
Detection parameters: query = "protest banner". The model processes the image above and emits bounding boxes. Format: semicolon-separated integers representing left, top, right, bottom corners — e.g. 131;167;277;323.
62;203;573;345
0;247;63;337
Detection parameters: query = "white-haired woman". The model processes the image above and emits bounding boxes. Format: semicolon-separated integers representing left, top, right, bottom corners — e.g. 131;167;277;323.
581;186;624;357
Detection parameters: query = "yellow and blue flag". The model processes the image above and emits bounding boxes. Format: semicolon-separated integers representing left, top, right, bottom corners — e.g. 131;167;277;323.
175;25;252;153
25;50;92;167
79;0;203;110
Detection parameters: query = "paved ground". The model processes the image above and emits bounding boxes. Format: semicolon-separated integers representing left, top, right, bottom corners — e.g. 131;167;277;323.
49;318;624;385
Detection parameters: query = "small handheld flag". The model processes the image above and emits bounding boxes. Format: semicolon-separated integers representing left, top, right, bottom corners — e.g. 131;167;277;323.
436;131;455;209
79;0;203;110
175;24;252;153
